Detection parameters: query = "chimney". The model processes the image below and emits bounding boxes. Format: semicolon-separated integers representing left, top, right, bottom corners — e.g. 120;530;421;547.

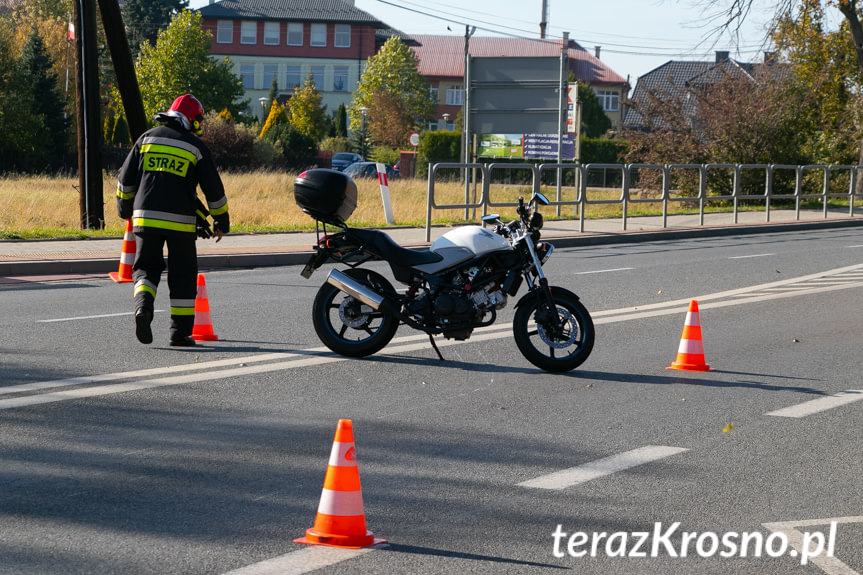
595;46;601;59
715;51;729;63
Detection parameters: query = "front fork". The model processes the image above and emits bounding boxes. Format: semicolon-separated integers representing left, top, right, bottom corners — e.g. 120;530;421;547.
523;240;564;336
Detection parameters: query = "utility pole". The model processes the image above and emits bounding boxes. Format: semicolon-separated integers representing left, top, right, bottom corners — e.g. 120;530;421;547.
556;32;569;215
98;0;148;141
540;0;548;39
73;0;104;229
462;25;475;220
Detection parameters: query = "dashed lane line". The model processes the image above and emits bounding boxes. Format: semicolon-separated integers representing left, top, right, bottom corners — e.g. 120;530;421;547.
765;390;863;418
517;445;688;490
220;545;383;575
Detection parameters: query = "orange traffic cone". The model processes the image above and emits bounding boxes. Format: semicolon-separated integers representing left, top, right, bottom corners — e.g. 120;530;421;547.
191;273;219;341
108;219;135;283
294;419;385;549
667;299;711;371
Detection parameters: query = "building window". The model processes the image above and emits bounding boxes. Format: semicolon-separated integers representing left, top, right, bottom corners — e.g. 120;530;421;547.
334;24;350;48
263;22;279;45
429;86;439;103
427;122;438;131
446;86;463;106
216;20;232;44
240;21;256;44
263;64;278;90
285;65;301;90
239;63;256;89
333;65;349;92
595;90;619;112
287;23;303;46
310;23;326;47
310;65;325;89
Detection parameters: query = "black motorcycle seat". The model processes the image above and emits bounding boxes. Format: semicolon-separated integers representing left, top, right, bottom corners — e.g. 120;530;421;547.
346;228;443;268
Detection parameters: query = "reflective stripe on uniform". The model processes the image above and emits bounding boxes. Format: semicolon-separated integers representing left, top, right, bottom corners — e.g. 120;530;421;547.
134;279;157;298
116;182;136;200
170;298;196;316
141;143;199;166
170;307;195;316
141;136;203;161
208;195;229;216
133;209;196;233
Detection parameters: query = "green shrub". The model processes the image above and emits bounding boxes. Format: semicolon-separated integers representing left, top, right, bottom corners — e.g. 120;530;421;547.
319;136;353;153
369;146;400;165
417;131;460;177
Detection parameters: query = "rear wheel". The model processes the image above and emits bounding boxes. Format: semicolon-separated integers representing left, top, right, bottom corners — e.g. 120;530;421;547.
513;286;594;372
312;268;399;357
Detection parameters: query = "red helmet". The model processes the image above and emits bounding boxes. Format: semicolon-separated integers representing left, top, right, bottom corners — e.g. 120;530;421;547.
168;94;205;135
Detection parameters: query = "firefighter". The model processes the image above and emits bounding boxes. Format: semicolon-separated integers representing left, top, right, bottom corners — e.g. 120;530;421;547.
116;94;229;347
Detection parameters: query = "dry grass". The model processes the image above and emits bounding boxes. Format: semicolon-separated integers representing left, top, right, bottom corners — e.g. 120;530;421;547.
0;171;816;239
0;171;593;239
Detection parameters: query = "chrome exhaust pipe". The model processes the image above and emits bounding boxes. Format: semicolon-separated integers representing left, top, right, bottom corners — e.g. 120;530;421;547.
326;269;384;310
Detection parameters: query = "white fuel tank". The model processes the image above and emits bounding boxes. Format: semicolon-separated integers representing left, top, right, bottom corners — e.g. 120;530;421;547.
430;225;512;257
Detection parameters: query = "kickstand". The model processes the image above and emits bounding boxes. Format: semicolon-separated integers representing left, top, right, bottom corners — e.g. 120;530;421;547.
428;334;445;361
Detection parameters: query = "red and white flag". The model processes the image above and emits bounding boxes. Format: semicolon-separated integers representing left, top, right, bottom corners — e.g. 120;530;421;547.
67;21;75;40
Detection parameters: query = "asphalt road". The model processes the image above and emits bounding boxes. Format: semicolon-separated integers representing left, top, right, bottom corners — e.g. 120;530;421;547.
1;228;862;574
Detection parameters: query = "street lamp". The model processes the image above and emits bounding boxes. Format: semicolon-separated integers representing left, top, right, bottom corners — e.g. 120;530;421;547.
258;97;268;123
359;106;368;159
442;112;451;131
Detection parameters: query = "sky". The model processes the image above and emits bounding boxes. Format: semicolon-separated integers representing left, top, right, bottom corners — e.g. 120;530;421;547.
185;0;806;83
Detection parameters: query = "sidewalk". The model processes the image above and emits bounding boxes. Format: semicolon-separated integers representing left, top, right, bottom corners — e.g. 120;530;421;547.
2;209;862;278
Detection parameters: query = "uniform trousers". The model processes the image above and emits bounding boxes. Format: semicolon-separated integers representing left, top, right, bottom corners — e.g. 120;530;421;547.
133;232;198;339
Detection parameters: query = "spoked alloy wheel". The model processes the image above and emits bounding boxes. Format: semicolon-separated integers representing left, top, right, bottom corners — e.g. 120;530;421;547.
513;286;594;372
312;268;399;357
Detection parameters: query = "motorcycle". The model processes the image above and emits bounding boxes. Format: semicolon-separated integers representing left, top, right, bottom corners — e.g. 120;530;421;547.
294;168;594;372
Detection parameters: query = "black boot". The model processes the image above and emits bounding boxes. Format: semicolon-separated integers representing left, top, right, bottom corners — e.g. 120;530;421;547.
169;335;196;347
135;308;153;344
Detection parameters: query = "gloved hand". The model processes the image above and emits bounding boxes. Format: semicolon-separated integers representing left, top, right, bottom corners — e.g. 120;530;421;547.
213;213;230;235
196;214;213;239
194;197;213;239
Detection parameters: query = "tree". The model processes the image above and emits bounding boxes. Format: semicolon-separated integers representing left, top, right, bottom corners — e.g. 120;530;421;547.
0;27;69;172
133;9;246;122
286;73;327;142
772;1;860;162
334;103;348;138
576;80;612;138
350;37;435;148
698;0;863;166
122;0;188;57
20;31;68;162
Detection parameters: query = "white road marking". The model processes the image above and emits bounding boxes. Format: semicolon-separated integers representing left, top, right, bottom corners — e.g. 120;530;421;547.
36;310;166;323
765;390;863;418
573;267;634;274
729;253;775;259
221;544;383;575
763;516;863;575
517;445;688;490
5;263;863;410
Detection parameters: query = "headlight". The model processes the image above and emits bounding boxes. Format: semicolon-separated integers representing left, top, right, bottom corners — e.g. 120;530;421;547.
536;242;554;264
530;211;544;230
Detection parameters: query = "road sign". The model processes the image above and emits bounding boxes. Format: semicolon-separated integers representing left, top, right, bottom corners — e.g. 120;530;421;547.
409;132;420;147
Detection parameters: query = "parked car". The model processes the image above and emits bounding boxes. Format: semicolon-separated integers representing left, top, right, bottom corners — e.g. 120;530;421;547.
344;161;398;180
330;152;363;171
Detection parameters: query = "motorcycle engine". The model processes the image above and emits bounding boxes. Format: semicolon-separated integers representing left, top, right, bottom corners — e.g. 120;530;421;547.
406;265;508;341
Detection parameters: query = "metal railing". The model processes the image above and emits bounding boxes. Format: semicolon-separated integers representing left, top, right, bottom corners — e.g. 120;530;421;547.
425;162;863;240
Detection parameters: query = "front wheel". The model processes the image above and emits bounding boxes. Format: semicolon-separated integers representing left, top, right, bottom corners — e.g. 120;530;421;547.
513;286;594;372
312;268;399;357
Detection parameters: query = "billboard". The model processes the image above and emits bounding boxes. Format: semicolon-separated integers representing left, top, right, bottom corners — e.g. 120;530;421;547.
478;133;575;160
